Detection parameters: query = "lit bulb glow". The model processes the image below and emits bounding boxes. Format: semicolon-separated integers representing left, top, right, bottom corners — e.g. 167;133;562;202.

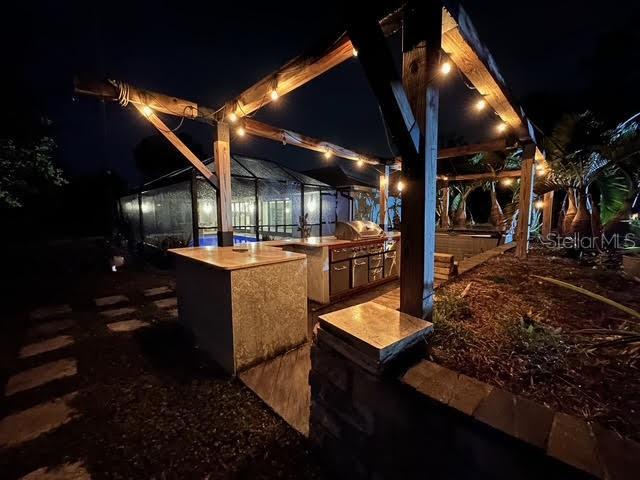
228;112;238;123
270;90;279;101
475;99;487;111
496;122;508;133
142;106;153;117
440;62;452;75
323;150;332;159
236;126;246;137
534;200;545;209
397;180;405;192
357;159;364;167
501;178;514;186
352;48;358;57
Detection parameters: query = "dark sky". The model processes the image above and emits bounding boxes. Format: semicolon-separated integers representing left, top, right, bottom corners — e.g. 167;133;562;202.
5;1;640;188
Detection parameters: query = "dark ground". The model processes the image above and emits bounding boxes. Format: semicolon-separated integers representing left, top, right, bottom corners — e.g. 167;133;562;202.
0;240;326;479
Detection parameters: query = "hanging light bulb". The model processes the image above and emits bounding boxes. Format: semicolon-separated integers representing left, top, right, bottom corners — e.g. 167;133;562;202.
501;178;514;186
228;112;238;123
270;90;279;101
142;106;153;117
323;149;332;159
534;200;545;209
352;48;358;57
397;180;405;192
440;61;452;75
496;122;508;133
475;99;487;112
357;158;364;168
536;163;546;175
236;126;246;137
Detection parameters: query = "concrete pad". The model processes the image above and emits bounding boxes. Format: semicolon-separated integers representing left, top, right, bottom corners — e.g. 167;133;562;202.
6;359;77;396
106;319;149;332
152;297;177;309
27;319;74;339
30;305;72;321
166;308;179;319
143;286;172;297
19;336;74;359
94;294;128;307
20;461;90;480
0;392;79;448
100;307;136;318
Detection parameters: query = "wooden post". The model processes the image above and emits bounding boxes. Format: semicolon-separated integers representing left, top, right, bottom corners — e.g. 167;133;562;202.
190;170;200;247
441;182;451;229
214;122;234;247
542;191;554;237
379;166;389;230
516;143;536;257
399;1;441;319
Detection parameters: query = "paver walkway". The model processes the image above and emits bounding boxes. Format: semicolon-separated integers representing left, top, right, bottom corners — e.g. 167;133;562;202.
152;297;177;309
143;286;172;297
5;359;77;396
20;461;90;480
18;336;74;360
100;307;136;318
29;305;72;321
26;320;74;339
106;319;149;333
94;295;128;307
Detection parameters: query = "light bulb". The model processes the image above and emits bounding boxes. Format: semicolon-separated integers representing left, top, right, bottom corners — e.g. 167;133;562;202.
475;99;487;111
352;48;358;57
357;159;364;167
496;122;508;133
228;112;238;123
440;62;452;75
270;90;279;101
323;150;332;159
397;180;405;192
534;200;544;209
236;126;246;137
501;178;514;186
142;106;153;117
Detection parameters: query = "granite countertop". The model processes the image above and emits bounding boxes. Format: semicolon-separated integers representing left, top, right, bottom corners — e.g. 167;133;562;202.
169;244;307;271
261;232;401;249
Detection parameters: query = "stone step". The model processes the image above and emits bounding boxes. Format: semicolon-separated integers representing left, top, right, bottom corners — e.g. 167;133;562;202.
30;305;72;322
100;307;136;318
106;319;150;333
0;392;79;448
94;295;129;308
143;286;173;297
5;359;77;396
26;319;74;339
152;297;177;309
19;336;74;360
20;461;90;480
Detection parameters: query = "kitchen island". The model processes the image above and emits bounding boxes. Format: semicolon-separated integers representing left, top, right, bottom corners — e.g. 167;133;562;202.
170;244;308;374
263;232;401;304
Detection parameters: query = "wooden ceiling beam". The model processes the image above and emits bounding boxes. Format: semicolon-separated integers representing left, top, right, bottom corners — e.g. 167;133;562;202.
441;169;522;182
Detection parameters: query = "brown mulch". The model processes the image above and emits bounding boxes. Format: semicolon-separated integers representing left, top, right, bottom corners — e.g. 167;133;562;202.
430;246;640;442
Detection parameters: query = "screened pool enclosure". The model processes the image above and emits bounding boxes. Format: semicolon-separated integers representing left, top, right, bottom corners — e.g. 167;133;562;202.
119;155;385;248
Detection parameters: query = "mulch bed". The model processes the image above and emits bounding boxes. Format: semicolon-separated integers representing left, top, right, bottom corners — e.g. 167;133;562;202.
430;246;640;442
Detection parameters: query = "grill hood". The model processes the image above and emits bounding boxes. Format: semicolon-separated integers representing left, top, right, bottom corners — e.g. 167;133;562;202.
335;221;384;241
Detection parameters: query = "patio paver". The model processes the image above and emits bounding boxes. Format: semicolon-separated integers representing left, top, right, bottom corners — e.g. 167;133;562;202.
0;392;79;448
20;461;90;480
5;359;77;396
153;297;177;309
100;307;136;318
19;336;74;360
106;319;150;333
26;319;74;339
143;286;173;297
94;295;129;307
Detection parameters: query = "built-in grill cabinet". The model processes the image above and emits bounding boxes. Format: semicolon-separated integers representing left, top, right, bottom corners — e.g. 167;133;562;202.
330;260;350;296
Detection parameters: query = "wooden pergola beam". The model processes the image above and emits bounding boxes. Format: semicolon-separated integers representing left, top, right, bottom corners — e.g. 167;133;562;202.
242;118;382;166
516;143;536;257
437;139;508;159
222;8;404;120
133;104;219;189
441;169;521;182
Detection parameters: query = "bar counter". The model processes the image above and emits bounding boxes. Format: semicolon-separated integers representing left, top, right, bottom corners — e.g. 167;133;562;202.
170;244;308;374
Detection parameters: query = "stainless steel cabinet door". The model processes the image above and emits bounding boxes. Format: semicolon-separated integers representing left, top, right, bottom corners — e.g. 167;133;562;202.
351;258;369;288
330;260;350;295
384;251;399;277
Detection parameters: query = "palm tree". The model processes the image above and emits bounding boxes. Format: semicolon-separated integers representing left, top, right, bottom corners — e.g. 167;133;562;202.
451;182;481;228
536;111;640;237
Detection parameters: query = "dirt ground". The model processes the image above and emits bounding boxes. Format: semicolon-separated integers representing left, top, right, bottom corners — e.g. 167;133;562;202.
0;245;325;479
431;246;640;442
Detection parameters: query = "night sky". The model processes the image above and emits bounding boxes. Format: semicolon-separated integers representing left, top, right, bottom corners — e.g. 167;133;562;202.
5;1;640;188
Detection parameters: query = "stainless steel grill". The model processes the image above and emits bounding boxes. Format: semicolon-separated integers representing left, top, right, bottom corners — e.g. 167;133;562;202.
335;220;384;241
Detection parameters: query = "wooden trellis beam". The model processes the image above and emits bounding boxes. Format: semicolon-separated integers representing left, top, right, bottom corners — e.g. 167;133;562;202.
441;169;522;182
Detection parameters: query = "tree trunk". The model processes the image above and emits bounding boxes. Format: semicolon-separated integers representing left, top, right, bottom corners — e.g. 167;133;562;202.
570;189;592;236
454;200;467;228
589;193;603;239
563;189;577;235
489;184;504;229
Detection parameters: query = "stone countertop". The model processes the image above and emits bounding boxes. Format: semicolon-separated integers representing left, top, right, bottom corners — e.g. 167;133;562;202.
169;244;307;271
261;232;401;249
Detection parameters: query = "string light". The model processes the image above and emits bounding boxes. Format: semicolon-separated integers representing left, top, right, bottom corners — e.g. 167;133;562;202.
397;180;405;192
440;61;452;75
323;149;332;159
534;200;544;209
142;106;153;117
496;122;508;133
501;178;514;186
475;99;487;112
228;112;238;123
352;48;358;57
357;158;364;167
536;163;546;175
270;90;279;101
236;126;246;137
